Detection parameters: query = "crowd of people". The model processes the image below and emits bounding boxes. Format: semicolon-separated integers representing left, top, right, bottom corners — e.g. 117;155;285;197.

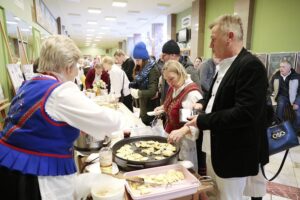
1;13;299;200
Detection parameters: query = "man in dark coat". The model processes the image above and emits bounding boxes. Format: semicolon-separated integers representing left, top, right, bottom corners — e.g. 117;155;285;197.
169;14;269;200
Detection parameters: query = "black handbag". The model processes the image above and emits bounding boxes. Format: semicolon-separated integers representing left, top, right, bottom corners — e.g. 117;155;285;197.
261;118;299;181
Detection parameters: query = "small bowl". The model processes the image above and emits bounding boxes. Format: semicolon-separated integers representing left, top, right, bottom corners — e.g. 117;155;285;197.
91;175;125;200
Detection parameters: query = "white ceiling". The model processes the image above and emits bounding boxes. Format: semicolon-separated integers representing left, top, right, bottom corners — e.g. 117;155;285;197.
43;0;193;49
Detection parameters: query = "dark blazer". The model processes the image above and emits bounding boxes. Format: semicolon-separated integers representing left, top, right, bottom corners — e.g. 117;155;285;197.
197;48;269;178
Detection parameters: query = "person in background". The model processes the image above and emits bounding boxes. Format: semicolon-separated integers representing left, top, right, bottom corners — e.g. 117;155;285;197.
74;59;84;91
159;39;181;104
200;54;220;97
186;56;203;90
154;60;202;171
83;60;91;76
129;42;160;125
102;56;133;111
270;60;300;131
85;63;110;90
0;35;125;200
114;49;135;82
176;14;269;200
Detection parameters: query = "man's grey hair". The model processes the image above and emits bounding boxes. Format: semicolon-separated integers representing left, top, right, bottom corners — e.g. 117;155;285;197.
209;14;244;41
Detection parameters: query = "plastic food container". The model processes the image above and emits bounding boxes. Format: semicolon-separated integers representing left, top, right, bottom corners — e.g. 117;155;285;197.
90;175;125;200
124;164;200;200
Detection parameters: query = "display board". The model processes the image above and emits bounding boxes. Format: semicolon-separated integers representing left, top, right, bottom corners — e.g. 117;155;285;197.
22;64;35;80
0;83;4;101
267;52;296;78
6;64;24;92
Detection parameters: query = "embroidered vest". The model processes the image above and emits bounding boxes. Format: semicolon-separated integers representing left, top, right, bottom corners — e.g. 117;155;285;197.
164;83;199;133
0;76;79;176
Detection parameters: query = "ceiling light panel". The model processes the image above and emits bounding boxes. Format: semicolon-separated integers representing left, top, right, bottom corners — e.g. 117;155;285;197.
157;3;170;10
7;21;18;25
88;8;101;14
87;21;98;25
68;13;81;16
105;16;116;21
112;0;127;7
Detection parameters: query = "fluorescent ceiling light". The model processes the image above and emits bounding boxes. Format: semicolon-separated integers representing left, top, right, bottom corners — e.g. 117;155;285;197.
105;16;116;21
68;13;81;16
86;34;93;37
87;21;98;25
95;36;102;39
88;8;101;14
98;32;105;35
128;10;140;14
87;29;95;32
14;17;20;21
157;3;170;10
112;0;127;7
94;39;101;42
7;21;18;25
101;26;110;30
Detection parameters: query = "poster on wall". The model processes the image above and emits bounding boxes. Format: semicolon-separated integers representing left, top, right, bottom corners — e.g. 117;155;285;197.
22;64;35;80
6;64;25;92
296;52;300;74
267;52;296;79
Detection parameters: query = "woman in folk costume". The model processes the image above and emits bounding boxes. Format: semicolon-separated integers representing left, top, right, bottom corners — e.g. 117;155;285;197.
154;60;203;171
0;35;125;200
129;42;160;125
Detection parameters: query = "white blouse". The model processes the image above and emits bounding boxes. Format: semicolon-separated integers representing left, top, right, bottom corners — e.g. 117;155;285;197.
38;76;126;200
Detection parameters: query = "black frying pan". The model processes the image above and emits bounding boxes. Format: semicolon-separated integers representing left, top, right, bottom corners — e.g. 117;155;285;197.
112;135;180;171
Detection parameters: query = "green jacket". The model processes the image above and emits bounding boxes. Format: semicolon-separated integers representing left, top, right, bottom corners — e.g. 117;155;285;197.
138;65;160;125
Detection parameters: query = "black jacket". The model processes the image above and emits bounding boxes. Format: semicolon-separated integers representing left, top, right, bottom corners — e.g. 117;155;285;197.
197;48;269;178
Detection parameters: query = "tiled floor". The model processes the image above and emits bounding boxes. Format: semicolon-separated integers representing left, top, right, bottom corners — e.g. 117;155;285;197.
262;142;300;200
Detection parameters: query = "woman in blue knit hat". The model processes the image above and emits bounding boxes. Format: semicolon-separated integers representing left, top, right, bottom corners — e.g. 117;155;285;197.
130;42;160;125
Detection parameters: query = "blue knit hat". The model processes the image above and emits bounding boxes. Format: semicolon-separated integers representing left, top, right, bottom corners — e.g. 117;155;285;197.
133;42;149;60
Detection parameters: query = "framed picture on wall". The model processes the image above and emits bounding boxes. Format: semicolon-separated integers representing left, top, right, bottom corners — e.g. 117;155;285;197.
255;53;268;68
34;0;58;34
295;52;300;74
267;52;296;79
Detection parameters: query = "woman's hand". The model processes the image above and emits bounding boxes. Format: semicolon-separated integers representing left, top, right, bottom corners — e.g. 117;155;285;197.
154;105;164;112
293;104;299;110
168;126;190;143
193;103;203;110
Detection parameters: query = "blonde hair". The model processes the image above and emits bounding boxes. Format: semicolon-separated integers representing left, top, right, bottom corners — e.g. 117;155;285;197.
37;35;81;73
114;49;125;57
94;63;104;69
102;56;114;66
162;60;188;83
209;14;244;41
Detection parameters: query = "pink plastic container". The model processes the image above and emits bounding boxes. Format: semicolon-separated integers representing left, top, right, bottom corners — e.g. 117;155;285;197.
124;164;200;200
